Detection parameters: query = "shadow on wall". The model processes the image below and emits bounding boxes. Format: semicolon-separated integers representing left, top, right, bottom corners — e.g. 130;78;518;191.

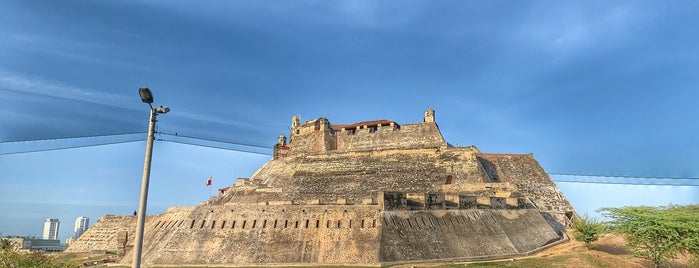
477;157;500;182
540;212;565;237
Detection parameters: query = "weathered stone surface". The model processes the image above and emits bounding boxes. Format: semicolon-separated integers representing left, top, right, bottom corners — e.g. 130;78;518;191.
67;109;575;266
380;209;559;262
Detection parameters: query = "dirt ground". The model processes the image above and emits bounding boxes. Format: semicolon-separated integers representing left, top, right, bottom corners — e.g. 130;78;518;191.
391;231;693;268
525;233;652;268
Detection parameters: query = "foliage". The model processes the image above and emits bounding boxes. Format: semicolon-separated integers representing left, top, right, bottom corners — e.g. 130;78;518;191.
599;205;699;268
572;213;603;248
0;250;80;268
1;237;18;251
1;234;79;268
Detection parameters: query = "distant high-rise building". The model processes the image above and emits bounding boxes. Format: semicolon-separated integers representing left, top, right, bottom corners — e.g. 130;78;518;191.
73;216;89;239
42;218;60;240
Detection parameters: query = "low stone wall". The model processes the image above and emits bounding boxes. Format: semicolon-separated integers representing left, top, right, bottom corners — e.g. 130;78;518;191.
75;205;561;266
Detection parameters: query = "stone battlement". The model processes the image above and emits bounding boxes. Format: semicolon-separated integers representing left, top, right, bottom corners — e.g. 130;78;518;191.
277;109;446;156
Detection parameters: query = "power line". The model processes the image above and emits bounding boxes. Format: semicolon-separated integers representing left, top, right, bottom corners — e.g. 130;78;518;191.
0;139;144;156
0;132;146;144
552;179;699;187
549;172;699;181
158;139;272;156
1;133;697;184
0;131;272;155
158;132;270;149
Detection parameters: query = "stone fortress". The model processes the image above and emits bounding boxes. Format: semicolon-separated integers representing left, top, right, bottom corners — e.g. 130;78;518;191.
67;109;576;266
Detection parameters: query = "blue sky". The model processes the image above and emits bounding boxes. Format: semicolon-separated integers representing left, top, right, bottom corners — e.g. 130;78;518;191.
1;0;697;242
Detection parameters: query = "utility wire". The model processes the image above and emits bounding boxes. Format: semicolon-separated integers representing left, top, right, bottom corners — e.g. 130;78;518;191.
0;132;146;144
0;131;272;155
549;172;698;181
552;179;699;187
158;132;270;149
0;139;144;156
1;133;697;185
158;139;272;156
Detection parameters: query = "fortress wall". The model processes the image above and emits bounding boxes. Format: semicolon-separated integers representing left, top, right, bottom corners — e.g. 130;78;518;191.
437;148;492;184
288;129;327;153
379;209;560;263
123;204;384;266
103;206;560;266
289;122;447;154
65;215;138;253
285;149;487;199
476;154;575;232
214;147;492;207
66;207;198;254
335;123;446;152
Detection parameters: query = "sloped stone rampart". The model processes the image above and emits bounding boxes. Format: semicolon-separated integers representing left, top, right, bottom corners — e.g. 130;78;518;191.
102;206;558;266
65;215;137;253
379;209;559;262
122;204;383;266
476;153;575;232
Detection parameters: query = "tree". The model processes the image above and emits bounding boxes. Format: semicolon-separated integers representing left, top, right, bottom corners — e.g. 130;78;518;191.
599;205;699;268
572;213;602;248
0;234;19;268
0;237;18;251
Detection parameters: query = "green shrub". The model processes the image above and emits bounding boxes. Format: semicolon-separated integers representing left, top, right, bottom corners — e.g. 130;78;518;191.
572;213;603;248
599;205;699;268
1;235;79;268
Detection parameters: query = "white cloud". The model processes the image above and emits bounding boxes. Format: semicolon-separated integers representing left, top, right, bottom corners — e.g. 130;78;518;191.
0;69;131;108
513;3;646;59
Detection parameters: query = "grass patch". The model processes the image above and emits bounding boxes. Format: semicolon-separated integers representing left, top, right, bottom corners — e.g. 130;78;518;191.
109;266;378;268
422;255;572;268
580;253;606;268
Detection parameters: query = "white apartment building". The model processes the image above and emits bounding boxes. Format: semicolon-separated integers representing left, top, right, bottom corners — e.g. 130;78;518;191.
42;218;60;240
73;216;89;239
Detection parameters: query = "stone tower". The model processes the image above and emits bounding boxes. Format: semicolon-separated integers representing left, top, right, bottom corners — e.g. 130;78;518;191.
424;107;435;123
291;115;300;131
277;133;286;146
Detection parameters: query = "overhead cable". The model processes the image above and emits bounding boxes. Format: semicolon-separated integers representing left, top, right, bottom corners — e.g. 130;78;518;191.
158;132;270;149
552;179;699;187
158;139;272;156
549;172;698;181
2;132;697;185
0;139;144;156
0;132;146;144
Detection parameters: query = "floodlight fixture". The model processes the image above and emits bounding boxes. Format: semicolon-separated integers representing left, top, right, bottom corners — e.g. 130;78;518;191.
154;106;170;114
139;87;154;104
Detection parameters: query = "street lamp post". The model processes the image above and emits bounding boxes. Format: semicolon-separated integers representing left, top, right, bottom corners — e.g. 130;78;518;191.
133;87;169;268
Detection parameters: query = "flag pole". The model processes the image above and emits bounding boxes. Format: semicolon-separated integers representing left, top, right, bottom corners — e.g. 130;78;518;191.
206;176;213;205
